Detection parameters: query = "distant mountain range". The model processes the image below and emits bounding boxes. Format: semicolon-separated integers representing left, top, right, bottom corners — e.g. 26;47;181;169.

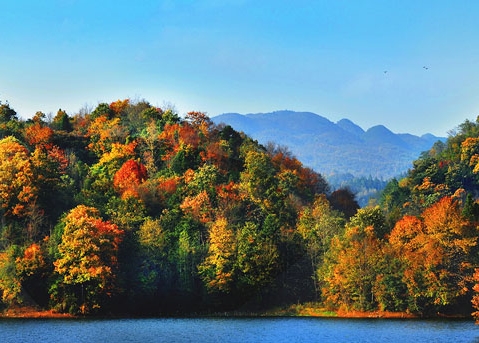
212;111;444;180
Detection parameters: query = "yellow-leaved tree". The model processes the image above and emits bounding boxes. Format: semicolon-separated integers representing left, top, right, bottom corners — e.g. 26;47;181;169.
52;205;123;314
198;217;237;293
0;136;37;219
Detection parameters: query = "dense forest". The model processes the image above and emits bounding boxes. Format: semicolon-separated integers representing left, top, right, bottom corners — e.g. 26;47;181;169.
0;98;479;320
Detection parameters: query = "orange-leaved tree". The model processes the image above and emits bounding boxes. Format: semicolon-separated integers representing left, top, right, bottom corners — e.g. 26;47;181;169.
113;159;148;199
24;121;54;149
109;98;130;116
389;196;478;314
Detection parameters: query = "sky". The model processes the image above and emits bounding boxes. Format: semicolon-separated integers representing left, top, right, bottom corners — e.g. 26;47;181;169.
2;1;479;136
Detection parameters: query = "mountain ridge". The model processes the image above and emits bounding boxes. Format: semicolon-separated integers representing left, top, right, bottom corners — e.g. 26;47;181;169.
212;110;444;180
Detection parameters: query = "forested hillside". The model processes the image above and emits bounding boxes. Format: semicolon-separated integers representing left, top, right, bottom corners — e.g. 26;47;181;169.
0;99;479;320
0;99;332;315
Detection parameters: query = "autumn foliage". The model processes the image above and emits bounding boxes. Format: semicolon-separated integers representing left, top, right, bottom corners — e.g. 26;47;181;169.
113;159;148;199
53;205;123;314
1;98;479;319
0;137;37;217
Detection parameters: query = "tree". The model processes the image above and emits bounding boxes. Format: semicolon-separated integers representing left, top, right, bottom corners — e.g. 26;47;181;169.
30;145;71;231
159;122;201;173
16;242;47;279
297;195;344;298
348;205;387;238
380;178;410;214
462;193;479;221
388;196;477;314
185;164;219;197
0;102;21;138
131;217;168;308
0;136;37;219
15;241;50;307
320;225;382;311
0;245;22;306
52;205;123;314
185;111;212;128
51;109;72;132
0;101;17;123
328;188;359;220
24;114;53;148
319;205;393;311
240;148;277;208
472;268;479;322
109;99;130;116
174;218;205;298
420;197;476;310
106;195;147;232
236;221;279;295
158;108;180;130
113;159;148;199
198;217;237;293
89;102;113;120
80;141;137;211
87;115;129;157
139;120;162;175
270;144;329;202
180;190;214;224
138;218;167;252
184;111;212;142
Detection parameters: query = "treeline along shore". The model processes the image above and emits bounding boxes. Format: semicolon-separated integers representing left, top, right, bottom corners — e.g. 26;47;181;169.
1;98;479;321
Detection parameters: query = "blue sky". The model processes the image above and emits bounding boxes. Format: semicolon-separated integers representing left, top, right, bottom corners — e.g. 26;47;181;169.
2;0;479;136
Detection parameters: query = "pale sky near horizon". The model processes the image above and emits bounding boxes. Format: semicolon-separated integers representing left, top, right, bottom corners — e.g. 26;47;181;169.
2;0;479;136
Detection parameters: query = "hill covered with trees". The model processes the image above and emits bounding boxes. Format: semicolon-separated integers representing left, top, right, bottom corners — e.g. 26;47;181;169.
0;99;332;315
0;99;479;321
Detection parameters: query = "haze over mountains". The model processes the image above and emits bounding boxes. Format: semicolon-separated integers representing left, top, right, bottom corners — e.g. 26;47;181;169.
212;111;444;180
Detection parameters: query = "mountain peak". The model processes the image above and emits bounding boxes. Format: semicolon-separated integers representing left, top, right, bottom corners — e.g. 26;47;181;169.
214;111;337;135
336;118;365;137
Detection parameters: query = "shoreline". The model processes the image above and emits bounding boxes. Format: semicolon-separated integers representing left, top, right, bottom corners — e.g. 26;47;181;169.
0;305;470;320
297;310;416;319
0;307;76;319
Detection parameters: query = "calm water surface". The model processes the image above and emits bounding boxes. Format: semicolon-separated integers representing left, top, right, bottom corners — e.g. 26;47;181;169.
0;317;478;343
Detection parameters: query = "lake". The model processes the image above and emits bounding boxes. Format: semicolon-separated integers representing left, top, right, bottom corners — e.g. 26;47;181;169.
0;317;478;343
